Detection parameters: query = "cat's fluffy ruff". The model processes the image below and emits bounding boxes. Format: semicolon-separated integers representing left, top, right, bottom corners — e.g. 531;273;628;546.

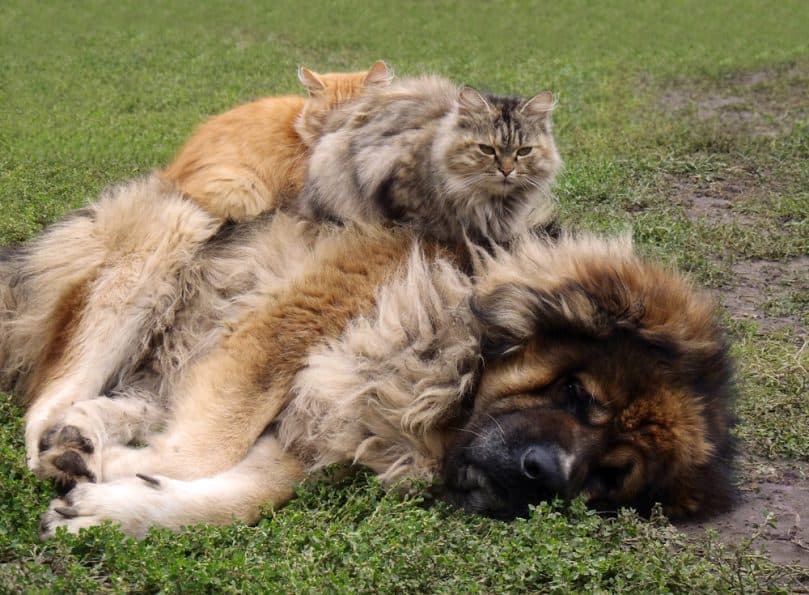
300;75;561;248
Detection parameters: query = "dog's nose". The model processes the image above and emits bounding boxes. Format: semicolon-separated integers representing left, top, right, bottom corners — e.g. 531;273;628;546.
519;445;564;487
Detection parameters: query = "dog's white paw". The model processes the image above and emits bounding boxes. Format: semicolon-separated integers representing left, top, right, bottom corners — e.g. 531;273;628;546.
24;384;88;474
37;423;102;491
39;474;171;539
25;419;48;473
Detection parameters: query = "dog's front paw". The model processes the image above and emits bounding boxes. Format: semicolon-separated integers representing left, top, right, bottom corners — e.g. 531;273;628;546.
39;474;169;539
24;418;48;474
39;485;106;539
37;424;101;492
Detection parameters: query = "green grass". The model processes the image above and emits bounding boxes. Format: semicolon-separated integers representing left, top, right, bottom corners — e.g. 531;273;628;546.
1;0;808;591
0;399;802;593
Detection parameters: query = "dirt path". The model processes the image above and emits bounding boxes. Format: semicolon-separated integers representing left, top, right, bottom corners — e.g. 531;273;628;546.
659;64;808;569
681;461;809;566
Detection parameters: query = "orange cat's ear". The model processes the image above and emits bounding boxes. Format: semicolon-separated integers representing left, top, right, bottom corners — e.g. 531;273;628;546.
520;91;555;118
298;66;326;96
458;87;493;116
363;60;393;87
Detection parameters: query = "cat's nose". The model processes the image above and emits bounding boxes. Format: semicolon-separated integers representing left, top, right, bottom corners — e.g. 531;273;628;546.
498;161;514;177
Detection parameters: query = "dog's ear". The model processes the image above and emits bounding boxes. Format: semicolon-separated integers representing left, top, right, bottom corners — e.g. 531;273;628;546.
472;281;600;358
470;283;546;359
471;279;618;359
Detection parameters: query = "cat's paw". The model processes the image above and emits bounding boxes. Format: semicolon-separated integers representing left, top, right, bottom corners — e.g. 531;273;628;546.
39;474;170;539
37;424;101;492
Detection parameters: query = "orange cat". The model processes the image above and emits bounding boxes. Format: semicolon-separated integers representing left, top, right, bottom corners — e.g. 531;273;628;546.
162;61;392;221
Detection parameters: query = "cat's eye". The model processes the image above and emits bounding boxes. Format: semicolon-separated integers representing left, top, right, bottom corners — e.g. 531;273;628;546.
478;144;496;156
516;146;533;157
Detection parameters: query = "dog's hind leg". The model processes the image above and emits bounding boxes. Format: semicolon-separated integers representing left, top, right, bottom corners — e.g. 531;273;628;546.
19;176;218;475
40;432;305;538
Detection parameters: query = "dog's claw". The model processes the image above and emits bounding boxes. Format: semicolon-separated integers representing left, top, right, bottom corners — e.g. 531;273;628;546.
136;473;161;487
54;506;78;519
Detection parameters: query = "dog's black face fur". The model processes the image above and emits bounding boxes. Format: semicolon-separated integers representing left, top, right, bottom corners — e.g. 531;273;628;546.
442;376;607;520
441;258;736;521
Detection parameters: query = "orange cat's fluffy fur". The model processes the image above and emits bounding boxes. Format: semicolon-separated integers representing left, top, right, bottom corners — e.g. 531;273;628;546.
162;61;392;221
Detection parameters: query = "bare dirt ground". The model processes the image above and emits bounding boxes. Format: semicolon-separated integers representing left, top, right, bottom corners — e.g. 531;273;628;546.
664;165;756;225
727;257;809;337
660;65;808;138
667;170;807;336
660;65;809;568
681;461;809;567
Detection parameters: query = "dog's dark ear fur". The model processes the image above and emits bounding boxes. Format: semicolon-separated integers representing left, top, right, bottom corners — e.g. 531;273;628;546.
473;276;732;392
470;284;542;359
471;282;602;358
471;276;679;363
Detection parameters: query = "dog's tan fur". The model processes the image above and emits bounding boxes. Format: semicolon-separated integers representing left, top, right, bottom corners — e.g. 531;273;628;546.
1;177;221;478
0;177;735;538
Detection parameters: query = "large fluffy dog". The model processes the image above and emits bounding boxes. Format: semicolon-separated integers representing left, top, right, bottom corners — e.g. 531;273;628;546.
0;177;735;537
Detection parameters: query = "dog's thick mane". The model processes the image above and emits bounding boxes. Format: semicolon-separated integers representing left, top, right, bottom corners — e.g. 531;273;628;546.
279;245;480;486
275;231;612;488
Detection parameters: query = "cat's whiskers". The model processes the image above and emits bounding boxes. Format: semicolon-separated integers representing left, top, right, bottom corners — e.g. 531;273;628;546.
446;173;490;195
522;176;551;191
522;179;559;205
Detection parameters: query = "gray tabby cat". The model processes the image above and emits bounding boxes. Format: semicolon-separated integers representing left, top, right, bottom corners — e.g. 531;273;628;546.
299;75;562;247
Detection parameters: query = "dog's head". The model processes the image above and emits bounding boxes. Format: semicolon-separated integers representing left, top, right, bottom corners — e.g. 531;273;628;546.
442;235;735;520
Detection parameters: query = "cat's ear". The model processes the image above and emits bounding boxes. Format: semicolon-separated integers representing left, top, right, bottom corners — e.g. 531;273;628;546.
458;87;493;116
363;60;393;87
520;91;555;118
298;66;326;96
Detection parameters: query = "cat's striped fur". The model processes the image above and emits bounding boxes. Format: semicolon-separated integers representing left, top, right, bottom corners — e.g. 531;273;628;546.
299;75;561;249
